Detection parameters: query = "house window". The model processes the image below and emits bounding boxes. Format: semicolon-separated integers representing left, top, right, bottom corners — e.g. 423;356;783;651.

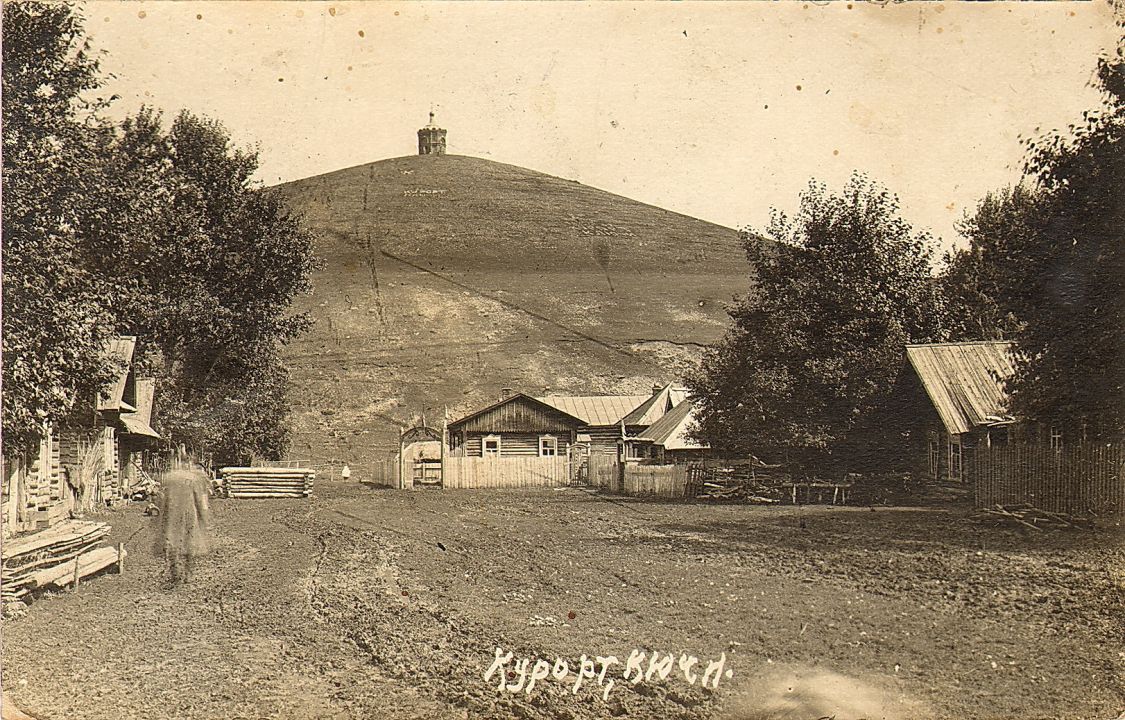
1050;427;1063;451
988;428;1009;448
948;439;963;482
927;433;940;478
539;435;557;457
482;435;501;457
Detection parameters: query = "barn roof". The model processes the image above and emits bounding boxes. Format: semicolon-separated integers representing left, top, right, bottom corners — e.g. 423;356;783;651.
637;400;708;450
97;336;137;412
905;341;1017;436
537;395;649;427
620;384;689;426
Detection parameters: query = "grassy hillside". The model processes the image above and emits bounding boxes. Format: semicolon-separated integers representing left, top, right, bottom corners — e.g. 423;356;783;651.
274;154;752;477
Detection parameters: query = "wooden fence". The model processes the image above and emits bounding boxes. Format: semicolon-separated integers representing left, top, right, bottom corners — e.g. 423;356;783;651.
588;454;622;492
443;456;571;490
971;442;1124;517
369;458;400;488
622;464;693;499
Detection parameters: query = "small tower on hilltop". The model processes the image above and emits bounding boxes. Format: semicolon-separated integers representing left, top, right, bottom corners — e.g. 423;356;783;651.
417;110;447;156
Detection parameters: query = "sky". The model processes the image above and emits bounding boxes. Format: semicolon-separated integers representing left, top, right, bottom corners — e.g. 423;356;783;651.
86;1;1117;251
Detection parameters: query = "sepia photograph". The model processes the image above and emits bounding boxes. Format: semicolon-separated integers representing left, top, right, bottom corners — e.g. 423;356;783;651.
1;1;1122;719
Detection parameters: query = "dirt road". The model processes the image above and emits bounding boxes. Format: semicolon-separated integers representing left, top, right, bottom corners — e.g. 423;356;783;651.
3;483;1122;719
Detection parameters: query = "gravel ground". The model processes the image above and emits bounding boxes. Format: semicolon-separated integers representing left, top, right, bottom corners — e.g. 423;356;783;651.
2;482;1122;720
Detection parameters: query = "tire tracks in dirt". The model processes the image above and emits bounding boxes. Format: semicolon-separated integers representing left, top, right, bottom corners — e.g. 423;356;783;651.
286;502;719;720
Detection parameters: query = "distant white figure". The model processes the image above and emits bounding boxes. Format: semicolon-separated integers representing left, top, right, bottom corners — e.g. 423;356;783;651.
341;463;351;481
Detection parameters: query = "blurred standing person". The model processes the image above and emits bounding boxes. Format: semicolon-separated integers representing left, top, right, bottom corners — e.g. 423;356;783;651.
158;464;212;587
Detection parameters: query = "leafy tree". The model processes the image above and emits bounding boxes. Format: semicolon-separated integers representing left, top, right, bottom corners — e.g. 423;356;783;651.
687;173;946;471
1;1;121;452
2;2;318;465
938;186;1038;342
108;110;318;465
939;58;1123;438
1002;58;1123;437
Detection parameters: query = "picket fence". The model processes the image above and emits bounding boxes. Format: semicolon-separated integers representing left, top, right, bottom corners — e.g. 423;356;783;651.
622;464;693;499
588;454;621;492
442;456;571;490
971;442;1124;517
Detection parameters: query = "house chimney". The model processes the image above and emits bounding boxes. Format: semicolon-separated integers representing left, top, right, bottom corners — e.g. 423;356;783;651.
500;387;513;399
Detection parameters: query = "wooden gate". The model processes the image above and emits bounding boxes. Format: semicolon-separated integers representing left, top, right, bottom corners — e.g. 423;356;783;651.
413;458;443;488
569;444;591;486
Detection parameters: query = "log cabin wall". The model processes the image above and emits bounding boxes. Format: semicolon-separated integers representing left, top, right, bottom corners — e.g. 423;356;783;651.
586;427;625;456
460;432;572;457
1;428;65;536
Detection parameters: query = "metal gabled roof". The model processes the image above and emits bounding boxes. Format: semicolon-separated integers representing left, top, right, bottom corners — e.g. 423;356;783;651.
636;399;708;450
621;383;689;426
905;341;1017;436
536;395;650;427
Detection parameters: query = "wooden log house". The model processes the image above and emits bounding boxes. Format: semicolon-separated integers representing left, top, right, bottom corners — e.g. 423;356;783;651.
2;337;161;538
445;386;692;458
881;341;1018;483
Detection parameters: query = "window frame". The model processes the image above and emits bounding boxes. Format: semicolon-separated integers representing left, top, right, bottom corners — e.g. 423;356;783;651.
927;432;941;478
482;434;502;457
948;437;963;482
538;435;558;457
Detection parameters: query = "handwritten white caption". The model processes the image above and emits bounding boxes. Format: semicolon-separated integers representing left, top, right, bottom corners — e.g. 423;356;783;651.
484;647;733;701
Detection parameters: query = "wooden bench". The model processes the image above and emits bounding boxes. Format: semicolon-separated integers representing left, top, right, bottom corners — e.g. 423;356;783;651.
786;480;854;505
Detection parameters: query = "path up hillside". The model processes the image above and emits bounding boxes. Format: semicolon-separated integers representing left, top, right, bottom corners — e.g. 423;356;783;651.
274;154;752;477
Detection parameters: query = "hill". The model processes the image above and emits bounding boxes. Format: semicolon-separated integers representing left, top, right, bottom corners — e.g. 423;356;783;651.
274;154;752;476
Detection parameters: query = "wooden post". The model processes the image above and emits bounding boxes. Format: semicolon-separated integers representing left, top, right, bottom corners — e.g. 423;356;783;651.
440;420;447;489
399;427;408;490
72;556;81;588
117;542;125;574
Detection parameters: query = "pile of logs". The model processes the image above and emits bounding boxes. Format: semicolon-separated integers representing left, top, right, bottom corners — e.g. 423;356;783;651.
697;482;781;504
692;460;787;504
976;503;1091;530
220;466;315;499
1;520;124;611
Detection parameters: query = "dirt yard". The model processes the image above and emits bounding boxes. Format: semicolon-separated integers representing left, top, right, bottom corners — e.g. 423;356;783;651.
3;482;1122;720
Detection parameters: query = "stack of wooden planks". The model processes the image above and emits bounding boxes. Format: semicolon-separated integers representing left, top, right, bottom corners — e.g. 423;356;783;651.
1;520;122;608
220;466;315;499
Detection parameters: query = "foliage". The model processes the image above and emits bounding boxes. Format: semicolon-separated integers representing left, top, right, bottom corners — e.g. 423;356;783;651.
2;2;318;464
107;109;318;465
1007;58;1124;436
941;57;1124;437
937;186;1038;341
1;1;121;452
687;173;946;471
